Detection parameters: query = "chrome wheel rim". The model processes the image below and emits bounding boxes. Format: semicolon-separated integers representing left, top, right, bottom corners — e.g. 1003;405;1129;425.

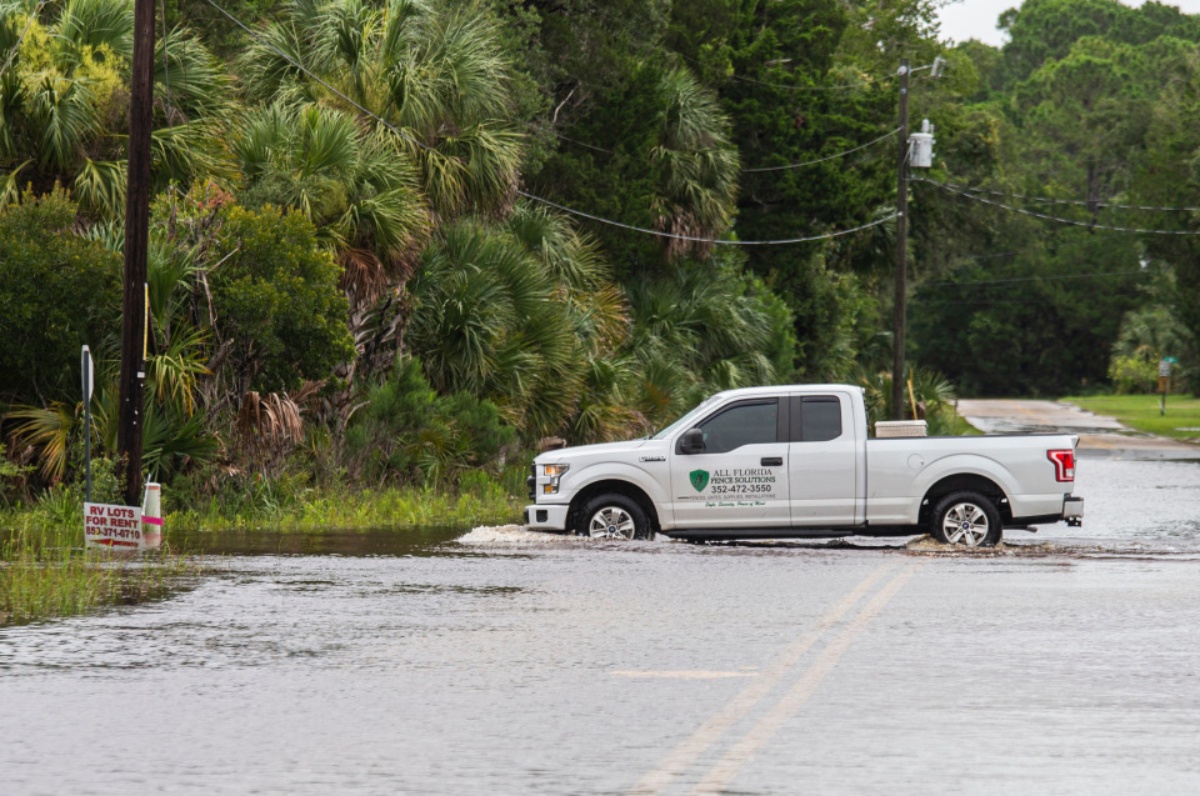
588;506;636;540
942;502;989;546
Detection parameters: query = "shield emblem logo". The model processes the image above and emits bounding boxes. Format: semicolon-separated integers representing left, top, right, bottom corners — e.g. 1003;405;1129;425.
689;469;710;492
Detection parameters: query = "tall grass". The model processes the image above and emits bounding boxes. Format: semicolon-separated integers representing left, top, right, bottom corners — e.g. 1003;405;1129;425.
1;522;189;627
2;473;525;625
166;482;525;533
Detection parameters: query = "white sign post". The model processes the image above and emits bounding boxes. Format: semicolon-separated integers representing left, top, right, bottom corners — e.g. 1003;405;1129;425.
82;346;94;503
84;502;143;550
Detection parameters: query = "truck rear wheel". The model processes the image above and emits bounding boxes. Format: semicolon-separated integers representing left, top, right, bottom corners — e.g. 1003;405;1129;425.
577;494;652;540
931;491;1002;547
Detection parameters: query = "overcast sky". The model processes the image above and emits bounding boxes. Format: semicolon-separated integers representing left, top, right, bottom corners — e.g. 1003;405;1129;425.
937;0;1200;47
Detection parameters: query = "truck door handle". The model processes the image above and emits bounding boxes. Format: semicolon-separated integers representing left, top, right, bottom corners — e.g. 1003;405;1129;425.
761;457;783;467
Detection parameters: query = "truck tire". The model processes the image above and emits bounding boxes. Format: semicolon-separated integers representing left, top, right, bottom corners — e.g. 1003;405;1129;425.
577;494;652;540
930;491;1002;547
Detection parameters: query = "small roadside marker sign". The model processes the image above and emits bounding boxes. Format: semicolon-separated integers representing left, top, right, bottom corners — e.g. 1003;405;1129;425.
84;503;144;550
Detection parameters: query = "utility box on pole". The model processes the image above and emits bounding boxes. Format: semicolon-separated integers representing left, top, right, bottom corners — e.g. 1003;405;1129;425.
910;119;935;168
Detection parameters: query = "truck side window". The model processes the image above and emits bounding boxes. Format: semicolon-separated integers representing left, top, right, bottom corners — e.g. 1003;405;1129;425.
697;400;778;454
789;396;843;442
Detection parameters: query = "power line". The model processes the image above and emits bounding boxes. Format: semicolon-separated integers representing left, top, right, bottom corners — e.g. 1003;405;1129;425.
915;178;1200;236
742;128;900;172
524;194;896;245
676;51;883;92
550;125;899;172
921;269;1148;288
921;178;1200;213
552;132;614;155
200;0;894;248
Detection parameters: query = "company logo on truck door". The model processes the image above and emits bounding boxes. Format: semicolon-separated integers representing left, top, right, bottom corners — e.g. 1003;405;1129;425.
683;467;776;500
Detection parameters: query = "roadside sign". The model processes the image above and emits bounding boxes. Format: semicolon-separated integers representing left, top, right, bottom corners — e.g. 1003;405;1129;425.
84;503;143;550
81;346;93;403
1159;359;1172;378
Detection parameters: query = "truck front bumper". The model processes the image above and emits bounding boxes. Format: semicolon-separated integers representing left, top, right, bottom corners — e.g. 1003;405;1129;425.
1064;495;1084;527
524;503;570;532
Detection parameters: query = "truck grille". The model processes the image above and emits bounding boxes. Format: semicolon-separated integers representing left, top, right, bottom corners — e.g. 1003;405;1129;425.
527;463;537;501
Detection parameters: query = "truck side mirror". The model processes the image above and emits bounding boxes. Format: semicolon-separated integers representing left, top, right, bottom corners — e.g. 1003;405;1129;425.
679;427;705;454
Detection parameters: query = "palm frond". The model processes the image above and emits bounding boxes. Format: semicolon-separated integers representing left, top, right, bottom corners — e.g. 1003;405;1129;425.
6;402;76;482
29;72;97;170
147;325;211;417
73;157;125;218
56;0;134;62
0;157;30;206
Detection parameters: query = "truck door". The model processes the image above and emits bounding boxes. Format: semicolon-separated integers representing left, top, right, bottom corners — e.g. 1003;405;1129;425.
788;394;860;527
669;397;791;529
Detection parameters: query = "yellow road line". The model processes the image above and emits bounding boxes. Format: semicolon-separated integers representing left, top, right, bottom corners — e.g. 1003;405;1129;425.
626;560;901;796
693;561;926;794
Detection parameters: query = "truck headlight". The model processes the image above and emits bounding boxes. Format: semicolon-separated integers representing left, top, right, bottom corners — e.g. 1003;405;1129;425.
543;463;569;494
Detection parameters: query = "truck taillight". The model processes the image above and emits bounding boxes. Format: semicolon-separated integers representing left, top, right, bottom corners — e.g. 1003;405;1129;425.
1048;449;1075;482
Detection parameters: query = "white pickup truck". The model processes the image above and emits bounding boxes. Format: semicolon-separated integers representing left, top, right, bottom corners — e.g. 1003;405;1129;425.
524;385;1083;547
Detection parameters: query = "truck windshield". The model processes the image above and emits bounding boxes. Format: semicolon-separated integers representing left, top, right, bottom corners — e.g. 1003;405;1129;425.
649;395;721;440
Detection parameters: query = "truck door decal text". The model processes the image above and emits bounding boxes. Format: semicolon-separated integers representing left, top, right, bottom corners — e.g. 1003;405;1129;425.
680;467;778;505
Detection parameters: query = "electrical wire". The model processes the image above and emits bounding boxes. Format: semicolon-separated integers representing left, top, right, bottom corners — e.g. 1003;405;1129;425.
741;127;901;172
921;269;1148;288
914;177;1200;236
676;51;883;92
550;126;899;172
919;178;1200;213
160;7;170;106
551;132;614;155
200;0;894;247
523;194;896;245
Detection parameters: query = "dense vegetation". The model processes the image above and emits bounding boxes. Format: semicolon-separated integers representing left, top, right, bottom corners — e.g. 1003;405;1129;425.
2;0;1199;520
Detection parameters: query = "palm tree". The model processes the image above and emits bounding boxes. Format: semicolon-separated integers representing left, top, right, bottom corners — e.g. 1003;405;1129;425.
238;0;522;219
626;263;776;428
234;100;430;309
406;217;584;437
650;67;740;259
0;0;235;219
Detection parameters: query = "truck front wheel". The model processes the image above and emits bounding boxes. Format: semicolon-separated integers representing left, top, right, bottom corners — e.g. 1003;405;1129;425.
577;494;653;540
931;491;1002;547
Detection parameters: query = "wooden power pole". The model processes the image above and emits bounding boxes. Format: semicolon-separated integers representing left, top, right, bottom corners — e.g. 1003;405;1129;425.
117;0;155;506
892;60;910;421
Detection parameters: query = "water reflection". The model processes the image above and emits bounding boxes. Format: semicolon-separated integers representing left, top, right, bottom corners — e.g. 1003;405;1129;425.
170;525;466;557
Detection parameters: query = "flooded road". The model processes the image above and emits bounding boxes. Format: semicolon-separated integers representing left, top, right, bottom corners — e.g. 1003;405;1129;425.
2;457;1200;794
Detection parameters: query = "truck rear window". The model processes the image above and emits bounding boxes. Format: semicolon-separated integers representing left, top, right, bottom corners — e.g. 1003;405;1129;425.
790;396;843;442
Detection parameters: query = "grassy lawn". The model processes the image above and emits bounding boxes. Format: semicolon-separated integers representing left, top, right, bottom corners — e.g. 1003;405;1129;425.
1061;394;1200;442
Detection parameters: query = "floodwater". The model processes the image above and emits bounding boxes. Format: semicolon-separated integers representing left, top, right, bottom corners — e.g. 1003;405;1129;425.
2;457;1199;794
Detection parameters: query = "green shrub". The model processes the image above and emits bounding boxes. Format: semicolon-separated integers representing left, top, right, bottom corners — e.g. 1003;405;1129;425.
1107;354;1157;395
0;189;121;405
210;205;355;393
346;358;517;488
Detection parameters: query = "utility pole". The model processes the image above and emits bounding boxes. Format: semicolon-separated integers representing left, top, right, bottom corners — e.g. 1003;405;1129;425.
117;0;155;506
892;59;910;421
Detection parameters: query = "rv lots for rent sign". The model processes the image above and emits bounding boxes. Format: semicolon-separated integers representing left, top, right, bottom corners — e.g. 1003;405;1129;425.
84;503;143;549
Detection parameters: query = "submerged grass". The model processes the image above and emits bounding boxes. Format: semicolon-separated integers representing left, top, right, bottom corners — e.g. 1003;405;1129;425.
165;483;525;533
1;480;523;625
1;524;193;627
